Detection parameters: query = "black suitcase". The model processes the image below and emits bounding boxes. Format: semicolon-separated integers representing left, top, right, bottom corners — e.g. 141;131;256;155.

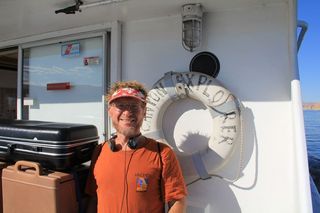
0;119;99;171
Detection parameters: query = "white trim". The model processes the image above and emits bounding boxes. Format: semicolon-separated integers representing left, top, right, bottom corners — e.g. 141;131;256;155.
102;32;108;142
291;80;312;212
21;32;106;49
110;21;122;83
289;0;312;212
16;46;23;119
0;23;112;48
107;21;122;138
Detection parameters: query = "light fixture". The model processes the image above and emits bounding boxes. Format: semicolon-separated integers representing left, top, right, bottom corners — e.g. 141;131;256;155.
181;3;203;52
55;0;83;14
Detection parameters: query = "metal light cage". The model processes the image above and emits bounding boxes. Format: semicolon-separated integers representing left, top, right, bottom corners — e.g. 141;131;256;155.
182;4;203;52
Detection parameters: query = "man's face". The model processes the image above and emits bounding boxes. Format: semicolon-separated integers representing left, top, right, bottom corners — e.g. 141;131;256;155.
108;97;146;138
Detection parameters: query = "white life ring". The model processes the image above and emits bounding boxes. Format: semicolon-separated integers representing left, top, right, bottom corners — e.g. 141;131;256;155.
142;71;241;178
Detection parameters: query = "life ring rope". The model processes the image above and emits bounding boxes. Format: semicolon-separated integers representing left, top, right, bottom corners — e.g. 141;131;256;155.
208;100;239;119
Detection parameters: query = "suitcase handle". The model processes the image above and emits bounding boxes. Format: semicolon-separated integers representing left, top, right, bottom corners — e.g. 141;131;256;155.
14;160;43;176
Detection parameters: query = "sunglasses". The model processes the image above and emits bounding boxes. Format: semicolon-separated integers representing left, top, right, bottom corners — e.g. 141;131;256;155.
110;103;144;112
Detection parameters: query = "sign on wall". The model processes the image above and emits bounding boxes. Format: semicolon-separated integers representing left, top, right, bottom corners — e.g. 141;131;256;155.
61;42;80;57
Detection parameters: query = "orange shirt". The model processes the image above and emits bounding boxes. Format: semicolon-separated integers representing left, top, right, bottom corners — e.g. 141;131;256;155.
86;138;187;213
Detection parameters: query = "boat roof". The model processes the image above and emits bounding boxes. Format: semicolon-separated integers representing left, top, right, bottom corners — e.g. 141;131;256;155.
0;0;286;43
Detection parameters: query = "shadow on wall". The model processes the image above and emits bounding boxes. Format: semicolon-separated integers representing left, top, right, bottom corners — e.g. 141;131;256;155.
178;107;257;212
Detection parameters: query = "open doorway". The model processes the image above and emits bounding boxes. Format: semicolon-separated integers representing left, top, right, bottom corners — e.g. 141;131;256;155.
0;47;18;119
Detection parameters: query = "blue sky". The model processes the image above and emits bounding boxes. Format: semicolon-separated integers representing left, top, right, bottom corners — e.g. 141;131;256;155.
298;1;320;102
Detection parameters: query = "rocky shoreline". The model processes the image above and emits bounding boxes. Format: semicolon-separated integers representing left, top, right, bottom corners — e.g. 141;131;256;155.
304;103;320;110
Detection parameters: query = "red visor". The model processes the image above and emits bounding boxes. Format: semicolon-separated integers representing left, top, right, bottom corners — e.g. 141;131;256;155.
108;88;146;104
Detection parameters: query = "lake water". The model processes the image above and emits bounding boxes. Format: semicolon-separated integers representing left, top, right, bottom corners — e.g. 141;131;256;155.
304;110;320;211
304;110;320;158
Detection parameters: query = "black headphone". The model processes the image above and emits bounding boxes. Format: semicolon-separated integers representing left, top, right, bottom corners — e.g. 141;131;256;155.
108;134;140;152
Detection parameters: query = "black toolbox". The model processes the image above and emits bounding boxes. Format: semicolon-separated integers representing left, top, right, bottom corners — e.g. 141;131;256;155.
0;119;99;171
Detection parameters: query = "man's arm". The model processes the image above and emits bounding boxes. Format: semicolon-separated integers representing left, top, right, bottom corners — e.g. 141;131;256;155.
168;197;186;213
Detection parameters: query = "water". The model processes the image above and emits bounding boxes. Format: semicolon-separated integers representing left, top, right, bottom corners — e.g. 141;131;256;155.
305;110;320;158
304;110;320;212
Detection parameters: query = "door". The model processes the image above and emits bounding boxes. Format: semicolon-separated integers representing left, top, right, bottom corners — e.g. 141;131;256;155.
22;36;106;140
0;48;18;120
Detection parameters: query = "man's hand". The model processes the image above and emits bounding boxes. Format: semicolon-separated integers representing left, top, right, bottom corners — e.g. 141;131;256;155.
168;197;186;213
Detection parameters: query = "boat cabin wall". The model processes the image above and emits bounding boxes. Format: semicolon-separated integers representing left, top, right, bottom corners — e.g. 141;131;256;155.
122;3;292;102
121;2;308;213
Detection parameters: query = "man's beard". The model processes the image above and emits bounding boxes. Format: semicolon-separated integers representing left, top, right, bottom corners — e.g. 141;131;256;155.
118;127;137;138
112;120;141;138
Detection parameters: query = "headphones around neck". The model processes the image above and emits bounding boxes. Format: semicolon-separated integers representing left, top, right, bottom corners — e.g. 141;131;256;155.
108;134;141;152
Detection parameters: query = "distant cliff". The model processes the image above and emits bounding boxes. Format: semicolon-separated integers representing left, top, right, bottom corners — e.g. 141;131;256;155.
303;103;320;110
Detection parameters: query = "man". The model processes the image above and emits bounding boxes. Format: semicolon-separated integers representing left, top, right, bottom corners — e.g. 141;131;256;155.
86;81;187;213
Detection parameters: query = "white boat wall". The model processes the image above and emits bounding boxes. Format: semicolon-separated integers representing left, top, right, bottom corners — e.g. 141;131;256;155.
0;0;312;212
